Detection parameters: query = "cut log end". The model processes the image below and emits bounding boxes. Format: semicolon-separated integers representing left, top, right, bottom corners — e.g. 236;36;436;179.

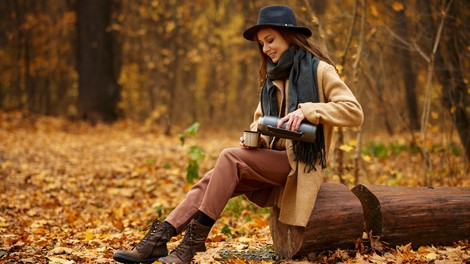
351;184;382;236
353;184;470;248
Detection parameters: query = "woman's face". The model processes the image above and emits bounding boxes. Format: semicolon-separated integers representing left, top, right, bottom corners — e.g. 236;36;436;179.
257;28;289;63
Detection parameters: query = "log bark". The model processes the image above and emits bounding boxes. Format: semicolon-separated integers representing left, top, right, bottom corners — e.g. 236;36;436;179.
269;183;364;258
351;184;470;248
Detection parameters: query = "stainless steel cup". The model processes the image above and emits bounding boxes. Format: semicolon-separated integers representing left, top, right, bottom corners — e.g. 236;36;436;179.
243;130;260;147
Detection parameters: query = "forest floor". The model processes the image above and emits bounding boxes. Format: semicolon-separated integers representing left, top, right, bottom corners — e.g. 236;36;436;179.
0;112;469;263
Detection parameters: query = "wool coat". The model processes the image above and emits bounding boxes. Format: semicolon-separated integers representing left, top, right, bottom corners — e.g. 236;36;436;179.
246;60;364;228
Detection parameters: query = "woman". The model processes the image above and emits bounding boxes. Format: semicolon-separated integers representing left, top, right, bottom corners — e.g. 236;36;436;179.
113;5;363;264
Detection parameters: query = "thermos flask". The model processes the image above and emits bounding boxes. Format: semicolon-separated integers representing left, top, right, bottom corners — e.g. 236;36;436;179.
257;115;317;143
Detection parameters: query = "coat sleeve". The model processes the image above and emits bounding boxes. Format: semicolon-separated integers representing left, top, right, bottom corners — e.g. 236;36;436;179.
249;102;263;131
298;63;364;127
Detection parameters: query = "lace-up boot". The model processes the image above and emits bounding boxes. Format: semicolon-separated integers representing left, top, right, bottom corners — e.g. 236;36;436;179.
158;219;211;264
113;219;172;263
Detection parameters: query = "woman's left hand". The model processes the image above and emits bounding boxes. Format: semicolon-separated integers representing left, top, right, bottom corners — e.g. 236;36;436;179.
240;136;266;148
277;108;305;132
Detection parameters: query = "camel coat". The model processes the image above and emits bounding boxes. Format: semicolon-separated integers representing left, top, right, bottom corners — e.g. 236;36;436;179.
246;60;364;227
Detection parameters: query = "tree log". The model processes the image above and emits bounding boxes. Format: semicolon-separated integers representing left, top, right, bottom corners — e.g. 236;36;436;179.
351;184;470;248
269;183;364;258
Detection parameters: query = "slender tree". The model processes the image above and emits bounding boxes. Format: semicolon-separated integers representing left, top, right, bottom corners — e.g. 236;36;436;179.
418;0;469;161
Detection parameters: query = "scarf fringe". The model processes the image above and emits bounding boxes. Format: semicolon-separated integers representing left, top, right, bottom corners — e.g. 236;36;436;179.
292;124;327;172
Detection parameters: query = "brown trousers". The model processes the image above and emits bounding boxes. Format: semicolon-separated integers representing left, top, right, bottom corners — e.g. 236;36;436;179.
165;147;291;232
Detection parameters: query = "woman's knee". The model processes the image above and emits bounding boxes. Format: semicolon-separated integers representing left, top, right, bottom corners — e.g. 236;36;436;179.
219;147;242;160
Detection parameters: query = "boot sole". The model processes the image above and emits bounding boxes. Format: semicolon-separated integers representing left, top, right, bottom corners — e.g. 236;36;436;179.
113;252;161;264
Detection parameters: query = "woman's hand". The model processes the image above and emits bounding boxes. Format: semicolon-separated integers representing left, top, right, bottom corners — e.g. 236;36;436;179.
277;108;305;132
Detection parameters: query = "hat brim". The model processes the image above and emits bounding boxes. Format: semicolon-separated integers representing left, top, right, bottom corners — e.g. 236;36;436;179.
243;24;312;41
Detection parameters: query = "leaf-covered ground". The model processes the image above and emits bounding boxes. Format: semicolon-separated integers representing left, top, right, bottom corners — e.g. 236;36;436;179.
0;112;469;263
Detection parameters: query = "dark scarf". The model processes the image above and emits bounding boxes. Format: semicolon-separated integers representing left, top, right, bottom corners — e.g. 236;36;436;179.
261;45;326;172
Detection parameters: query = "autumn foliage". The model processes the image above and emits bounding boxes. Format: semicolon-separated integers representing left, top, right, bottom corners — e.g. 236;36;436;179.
0;112;468;263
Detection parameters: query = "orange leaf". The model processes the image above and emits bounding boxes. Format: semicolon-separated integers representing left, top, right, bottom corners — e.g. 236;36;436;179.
392;2;405;12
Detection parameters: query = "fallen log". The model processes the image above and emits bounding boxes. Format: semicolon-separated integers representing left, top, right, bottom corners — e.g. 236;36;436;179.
351;184;470;248
269;183;364;258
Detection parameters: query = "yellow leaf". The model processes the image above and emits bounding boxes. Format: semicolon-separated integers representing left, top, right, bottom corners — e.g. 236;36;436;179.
85;229;94;240
0;217;8;228
392;2;405;12
332;175;341;182
370;5;379;17
337;64;344;75
343;173;355;183
339;144;354;152
166;21;176;33
426;252;437;260
418;246;429;253
362;154;371;162
431;111;439;119
349;139;357;146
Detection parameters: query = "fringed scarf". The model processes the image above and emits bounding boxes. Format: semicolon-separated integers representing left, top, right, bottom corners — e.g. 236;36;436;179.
261;45;326;172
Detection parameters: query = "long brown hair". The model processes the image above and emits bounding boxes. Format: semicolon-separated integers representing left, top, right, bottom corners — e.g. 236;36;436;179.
255;28;335;87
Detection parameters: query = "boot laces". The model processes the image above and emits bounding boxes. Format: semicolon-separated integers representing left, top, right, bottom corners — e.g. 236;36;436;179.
181;224;195;245
135;220;167;252
170;224;196;257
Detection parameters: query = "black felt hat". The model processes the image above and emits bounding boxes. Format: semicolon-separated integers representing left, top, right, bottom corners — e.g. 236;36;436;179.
243;5;312;41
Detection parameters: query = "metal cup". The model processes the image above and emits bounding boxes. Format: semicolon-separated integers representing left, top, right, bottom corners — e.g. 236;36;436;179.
243;130;260;147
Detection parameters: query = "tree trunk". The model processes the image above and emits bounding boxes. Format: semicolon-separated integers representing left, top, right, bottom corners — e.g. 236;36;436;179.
351;184;470;248
392;1;420;131
76;0;120;123
269;183;364;258
436;1;470;162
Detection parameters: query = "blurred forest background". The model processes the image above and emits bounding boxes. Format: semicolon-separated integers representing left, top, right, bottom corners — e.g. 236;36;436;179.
0;0;469;181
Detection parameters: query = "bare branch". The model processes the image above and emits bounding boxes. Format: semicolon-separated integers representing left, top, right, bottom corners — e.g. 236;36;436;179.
420;0;453;185
352;0;366;77
383;25;431;63
340;0;359;66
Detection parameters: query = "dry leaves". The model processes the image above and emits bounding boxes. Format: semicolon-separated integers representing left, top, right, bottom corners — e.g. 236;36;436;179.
0;112;469;263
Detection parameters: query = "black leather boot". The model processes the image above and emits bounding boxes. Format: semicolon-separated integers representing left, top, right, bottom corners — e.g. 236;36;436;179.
113;220;173;263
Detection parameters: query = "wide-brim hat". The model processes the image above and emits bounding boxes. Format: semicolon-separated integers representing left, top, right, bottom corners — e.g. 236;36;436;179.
243;5;312;41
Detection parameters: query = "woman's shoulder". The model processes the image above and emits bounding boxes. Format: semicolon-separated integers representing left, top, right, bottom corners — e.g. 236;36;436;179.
316;60;337;79
317;60;334;71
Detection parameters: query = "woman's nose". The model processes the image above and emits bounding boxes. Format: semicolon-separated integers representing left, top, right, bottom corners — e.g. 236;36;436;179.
263;44;270;54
